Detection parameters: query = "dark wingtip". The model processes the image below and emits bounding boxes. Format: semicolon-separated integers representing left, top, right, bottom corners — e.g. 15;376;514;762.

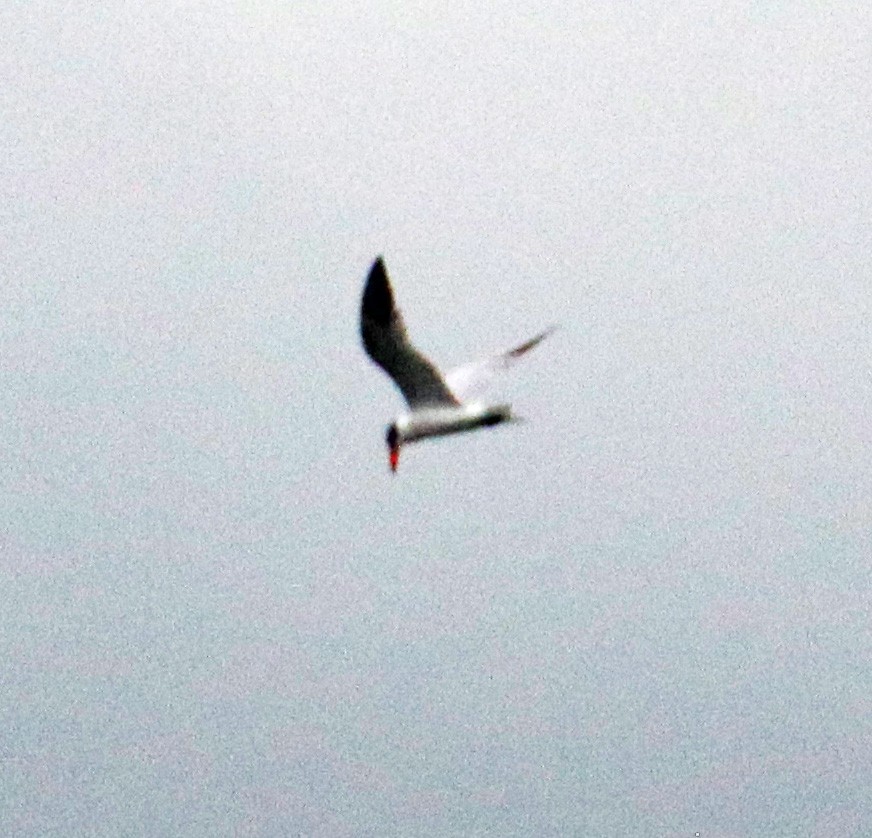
362;256;394;327
507;324;559;358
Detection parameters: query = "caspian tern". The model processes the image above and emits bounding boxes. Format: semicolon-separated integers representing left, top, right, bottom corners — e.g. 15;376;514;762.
360;256;554;473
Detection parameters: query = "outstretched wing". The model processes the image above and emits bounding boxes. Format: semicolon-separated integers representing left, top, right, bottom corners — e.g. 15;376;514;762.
360;257;459;409
445;326;557;402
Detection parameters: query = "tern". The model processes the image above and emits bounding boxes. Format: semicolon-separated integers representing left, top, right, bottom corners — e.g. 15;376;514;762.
360;256;554;473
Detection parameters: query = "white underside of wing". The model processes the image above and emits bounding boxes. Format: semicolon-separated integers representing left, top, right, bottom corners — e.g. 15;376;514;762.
444;359;499;402
445;326;557;403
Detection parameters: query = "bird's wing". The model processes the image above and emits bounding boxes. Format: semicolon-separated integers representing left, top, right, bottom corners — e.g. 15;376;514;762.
360;257;459;409
445;326;557;402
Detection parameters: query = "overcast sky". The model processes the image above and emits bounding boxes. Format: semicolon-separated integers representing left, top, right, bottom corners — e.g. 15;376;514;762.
2;2;871;835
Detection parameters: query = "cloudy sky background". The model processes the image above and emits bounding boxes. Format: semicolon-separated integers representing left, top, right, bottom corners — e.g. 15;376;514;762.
2;2;871;834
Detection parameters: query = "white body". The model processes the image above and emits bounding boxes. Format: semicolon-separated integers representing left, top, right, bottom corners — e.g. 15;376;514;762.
394;403;514;443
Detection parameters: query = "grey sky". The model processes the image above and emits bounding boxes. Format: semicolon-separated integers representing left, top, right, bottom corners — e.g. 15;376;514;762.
2;2;871;835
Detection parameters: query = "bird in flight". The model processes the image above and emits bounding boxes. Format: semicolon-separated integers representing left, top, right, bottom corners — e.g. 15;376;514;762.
360;256;554;473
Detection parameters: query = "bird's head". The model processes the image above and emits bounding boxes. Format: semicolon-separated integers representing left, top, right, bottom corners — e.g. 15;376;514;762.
385;423;401;473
